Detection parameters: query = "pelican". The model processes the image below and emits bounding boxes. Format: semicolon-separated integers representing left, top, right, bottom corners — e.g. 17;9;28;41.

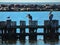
26;14;32;21
7;16;11;20
49;10;53;21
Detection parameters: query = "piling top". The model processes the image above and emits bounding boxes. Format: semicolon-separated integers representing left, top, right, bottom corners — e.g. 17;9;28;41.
29;20;38;27
11;21;16;28
20;21;26;26
44;20;58;27
0;21;6;28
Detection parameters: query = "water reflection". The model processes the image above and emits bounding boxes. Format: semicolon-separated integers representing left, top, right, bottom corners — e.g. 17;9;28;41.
0;39;60;45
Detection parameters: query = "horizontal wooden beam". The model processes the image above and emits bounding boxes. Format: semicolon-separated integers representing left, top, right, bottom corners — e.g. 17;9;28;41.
0;25;60;29
0;33;60;36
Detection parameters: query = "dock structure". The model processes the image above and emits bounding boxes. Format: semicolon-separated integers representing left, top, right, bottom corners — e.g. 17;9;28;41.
0;20;17;40
44;20;59;41
29;21;37;41
19;21;26;41
0;21;6;40
7;20;17;40
0;19;60;42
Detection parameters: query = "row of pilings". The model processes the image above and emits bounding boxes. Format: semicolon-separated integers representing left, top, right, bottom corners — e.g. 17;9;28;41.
0;19;59;42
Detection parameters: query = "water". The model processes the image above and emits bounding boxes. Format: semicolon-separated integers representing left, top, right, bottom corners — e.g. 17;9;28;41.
0;11;60;45
0;40;60;45
0;11;60;25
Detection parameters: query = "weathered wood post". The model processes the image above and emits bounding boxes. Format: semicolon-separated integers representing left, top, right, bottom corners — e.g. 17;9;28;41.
6;20;11;40
1;21;7;40
20;21;26;41
0;22;4;39
6;20;17;40
44;20;59;41
0;21;6;42
29;20;37;41
11;21;17;40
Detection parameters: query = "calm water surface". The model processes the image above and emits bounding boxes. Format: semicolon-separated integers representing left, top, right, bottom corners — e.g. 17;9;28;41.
0;39;60;45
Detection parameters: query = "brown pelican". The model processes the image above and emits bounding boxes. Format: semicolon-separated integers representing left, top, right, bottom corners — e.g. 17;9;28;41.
7;16;11;20
49;10;53;21
26;14;32;21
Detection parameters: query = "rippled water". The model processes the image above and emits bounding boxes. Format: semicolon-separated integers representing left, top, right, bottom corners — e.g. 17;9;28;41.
0;39;60;45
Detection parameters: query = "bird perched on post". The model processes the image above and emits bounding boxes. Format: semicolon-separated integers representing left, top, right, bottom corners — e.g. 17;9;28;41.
7;16;11;20
26;14;32;21
49;10;53;21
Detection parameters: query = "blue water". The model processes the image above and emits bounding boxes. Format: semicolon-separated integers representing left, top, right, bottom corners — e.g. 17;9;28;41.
1;40;60;45
0;11;60;40
0;11;60;25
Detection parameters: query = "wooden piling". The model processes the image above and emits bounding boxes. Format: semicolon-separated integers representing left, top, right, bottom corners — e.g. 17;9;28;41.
44;20;59;41
19;21;26;41
29;21;37;41
4;20;17;40
0;21;6;40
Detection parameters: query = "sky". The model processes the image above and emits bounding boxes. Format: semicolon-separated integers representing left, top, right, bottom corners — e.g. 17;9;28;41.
0;0;60;2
